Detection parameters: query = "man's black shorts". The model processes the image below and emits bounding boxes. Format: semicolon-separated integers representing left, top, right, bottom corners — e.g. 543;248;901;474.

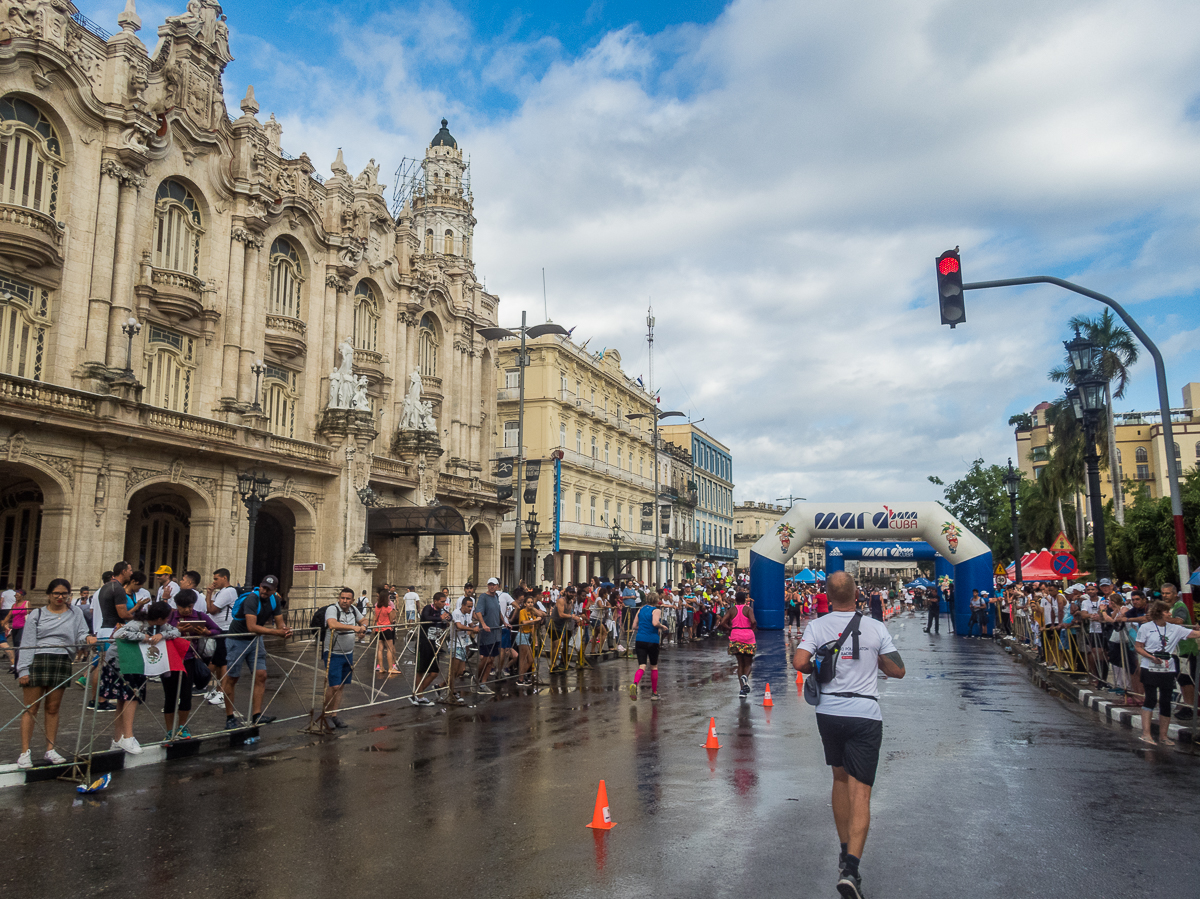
635;641;660;666
816;713;884;787
416;643;439;674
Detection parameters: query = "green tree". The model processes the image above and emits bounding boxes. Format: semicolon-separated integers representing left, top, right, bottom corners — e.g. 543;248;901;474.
1108;467;1200;588
1008;412;1033;431
929;459;1013;563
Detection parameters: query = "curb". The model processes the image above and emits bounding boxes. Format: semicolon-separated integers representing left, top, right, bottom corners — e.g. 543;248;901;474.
999;636;1198;746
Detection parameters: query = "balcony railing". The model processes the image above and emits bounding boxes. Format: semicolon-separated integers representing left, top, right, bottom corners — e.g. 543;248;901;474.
0;374;97;414
143;407;238;442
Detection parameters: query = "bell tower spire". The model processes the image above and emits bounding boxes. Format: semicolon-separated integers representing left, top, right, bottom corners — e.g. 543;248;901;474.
416;119;474;264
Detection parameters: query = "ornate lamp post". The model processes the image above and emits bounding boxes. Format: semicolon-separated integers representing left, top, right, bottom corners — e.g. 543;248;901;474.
237;471;272;587
1003;459;1022;585
609;519;623;583
357;485;380;554
524;509;539;583
1064;330;1111;581
120;316;141;374
250;359;267;412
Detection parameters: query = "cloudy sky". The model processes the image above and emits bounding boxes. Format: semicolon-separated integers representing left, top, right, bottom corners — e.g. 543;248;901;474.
99;0;1200;503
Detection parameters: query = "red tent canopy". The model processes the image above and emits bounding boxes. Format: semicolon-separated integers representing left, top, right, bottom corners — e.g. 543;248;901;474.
1004;549;1088;582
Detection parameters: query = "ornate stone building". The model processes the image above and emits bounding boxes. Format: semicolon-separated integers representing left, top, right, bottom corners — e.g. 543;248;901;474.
0;2;507;603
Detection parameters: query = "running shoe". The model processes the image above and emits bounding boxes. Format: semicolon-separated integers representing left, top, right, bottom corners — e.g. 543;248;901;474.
409;696;421;706
650;692;660;702
628;682;638;701
206;690;225;706
87;700;117;712
117;736;143;755
477;684;494;694
44;749;67;764
415;697;436;707
175;727;192;740
837;869;864;899
330;716;349;728
252;713;276;726
225;715;241;730
16;750;32;769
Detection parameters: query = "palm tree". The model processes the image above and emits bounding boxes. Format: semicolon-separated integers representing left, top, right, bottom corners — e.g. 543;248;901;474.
1048;309;1139;525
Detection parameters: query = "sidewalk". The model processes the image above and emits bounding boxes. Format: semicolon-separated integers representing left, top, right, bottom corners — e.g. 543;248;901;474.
998;634;1199;748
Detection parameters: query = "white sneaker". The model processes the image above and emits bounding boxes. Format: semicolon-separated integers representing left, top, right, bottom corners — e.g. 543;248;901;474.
109;739;122;752
117;736;143;755
16;750;32;769
44;749;67;764
206;689;225;706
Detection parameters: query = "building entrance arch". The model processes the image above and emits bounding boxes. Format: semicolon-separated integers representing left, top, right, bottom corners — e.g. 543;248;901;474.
749;502;991;632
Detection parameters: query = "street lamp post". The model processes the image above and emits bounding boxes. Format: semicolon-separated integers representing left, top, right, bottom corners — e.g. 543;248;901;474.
1064;330;1111;581
120;316;141;375
609;520;623;583
1003;459;1022;586
237;471;272;587
525;510;539;583
627;408;685;588
478;316;571;590
356;485;380;555
250;359;267;412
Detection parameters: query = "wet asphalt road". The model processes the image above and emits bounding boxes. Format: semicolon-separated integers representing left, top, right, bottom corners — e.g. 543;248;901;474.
3;617;1199;899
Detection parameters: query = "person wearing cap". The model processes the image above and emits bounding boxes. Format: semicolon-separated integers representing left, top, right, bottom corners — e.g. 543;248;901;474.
221;575;291;729
474;578;506;692
154;565;178;606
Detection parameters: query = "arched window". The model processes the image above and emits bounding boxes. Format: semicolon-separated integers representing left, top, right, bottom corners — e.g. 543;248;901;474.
1;96;62;216
425;228;434;254
0;273;50;380
419;313;438;377
1195;441;1200;460
144;323;196;413
353;282;379;352
590;496;596;525
268;238;304;320
153;180;202;275
1135;446;1148;463
1174;442;1181;460
443;229;454;255
262;364;298;438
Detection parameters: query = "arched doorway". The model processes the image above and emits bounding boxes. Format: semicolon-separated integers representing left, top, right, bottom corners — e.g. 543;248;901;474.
469;523;493;587
124;488;191;578
251;499;296;596
0;473;42;591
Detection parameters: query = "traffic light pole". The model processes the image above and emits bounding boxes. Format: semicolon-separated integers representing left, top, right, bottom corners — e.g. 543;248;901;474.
962;275;1192;609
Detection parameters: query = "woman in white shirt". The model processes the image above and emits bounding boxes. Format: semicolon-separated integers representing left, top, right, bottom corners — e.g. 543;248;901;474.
1135;601;1200;746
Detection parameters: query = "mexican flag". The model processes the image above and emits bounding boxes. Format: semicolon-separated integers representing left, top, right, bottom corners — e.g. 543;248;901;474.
116;638;189;677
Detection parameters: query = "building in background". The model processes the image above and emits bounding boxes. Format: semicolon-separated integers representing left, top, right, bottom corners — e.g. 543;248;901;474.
492;336;660;586
658;437;698;585
659;422;735;569
0;5;506;604
734;501;824;574
1014;381;1200;506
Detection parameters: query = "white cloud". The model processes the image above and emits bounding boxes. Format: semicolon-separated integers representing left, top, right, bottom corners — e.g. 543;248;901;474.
205;0;1200;502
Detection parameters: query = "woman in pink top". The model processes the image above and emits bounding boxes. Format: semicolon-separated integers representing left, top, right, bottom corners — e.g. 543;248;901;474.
373;589;398;674
720;590;757;697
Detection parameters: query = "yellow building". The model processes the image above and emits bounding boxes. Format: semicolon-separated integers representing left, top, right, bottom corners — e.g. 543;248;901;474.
658;421;736;567
1015;381;1200;504
735;501;824;573
493;336;663;586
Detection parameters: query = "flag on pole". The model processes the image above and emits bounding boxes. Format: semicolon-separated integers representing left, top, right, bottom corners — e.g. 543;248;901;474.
116;637;188;677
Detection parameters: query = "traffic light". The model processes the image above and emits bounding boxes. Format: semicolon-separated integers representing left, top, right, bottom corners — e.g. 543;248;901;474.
936;248;965;328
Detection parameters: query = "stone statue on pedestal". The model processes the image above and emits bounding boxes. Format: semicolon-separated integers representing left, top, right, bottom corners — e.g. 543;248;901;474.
400;368;434;431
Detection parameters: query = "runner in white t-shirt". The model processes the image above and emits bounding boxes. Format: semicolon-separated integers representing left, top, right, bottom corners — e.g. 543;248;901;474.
794;571;905;899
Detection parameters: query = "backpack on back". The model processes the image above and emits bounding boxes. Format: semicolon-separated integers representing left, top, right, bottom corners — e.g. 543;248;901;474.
804;612;863;706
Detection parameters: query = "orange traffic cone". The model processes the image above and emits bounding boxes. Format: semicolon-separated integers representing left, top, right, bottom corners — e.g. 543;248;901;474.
795;669;804;685
763;683;774;707
703;716;721;749
586;780;616;830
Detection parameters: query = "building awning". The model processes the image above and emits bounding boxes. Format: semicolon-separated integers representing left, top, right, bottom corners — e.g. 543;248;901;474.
367;505;469;537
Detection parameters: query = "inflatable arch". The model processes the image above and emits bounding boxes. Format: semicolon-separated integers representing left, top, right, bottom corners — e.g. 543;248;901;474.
749;502;992;634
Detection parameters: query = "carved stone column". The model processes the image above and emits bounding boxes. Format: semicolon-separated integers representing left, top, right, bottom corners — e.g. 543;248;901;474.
104;164;146;368
222;228;251;403
236;229;265;404
87;160;123;360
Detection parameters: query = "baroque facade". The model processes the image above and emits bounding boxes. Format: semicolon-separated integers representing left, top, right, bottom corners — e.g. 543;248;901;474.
0;2;507;603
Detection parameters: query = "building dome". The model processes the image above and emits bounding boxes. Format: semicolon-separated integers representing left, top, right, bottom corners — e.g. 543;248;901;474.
431;118;456;149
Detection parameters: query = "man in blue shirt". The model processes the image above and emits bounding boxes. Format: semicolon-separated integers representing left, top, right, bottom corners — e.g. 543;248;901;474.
221;575;291;728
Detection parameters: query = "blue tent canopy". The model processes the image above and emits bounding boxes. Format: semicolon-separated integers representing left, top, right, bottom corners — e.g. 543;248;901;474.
904;576;936;589
1190;569;1200;586
792;568;817;583
816;570;825;579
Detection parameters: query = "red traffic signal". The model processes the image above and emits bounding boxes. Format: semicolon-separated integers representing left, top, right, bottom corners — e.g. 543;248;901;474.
936;248;965;328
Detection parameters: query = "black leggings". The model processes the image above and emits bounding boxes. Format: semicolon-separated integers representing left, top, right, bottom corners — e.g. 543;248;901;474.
1141;669;1176;718
161;669;193;714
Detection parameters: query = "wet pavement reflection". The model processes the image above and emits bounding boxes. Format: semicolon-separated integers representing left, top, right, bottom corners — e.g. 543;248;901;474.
2;618;1198;898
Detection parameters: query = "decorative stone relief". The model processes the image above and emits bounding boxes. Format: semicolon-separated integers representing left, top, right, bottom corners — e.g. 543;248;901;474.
126;467;161;491
232;227;263;249
100;159;146;189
